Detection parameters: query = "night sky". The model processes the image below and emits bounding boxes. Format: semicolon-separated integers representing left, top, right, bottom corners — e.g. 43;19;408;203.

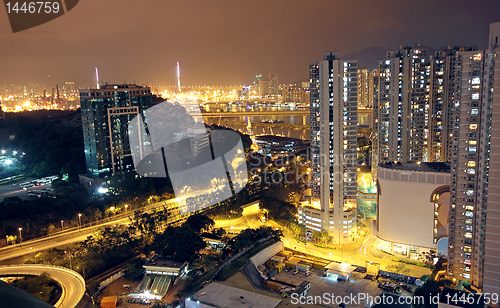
1;0;500;88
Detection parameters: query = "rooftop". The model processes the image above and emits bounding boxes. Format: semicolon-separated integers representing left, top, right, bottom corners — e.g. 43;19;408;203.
188;282;282;308
144;256;186;269
378;162;450;173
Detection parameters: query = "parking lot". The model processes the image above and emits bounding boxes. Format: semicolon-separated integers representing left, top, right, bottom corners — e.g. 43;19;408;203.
273;268;386;307
0;178;55;201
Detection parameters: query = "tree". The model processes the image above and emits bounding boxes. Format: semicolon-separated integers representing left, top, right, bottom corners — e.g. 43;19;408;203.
47;224;55;236
153;225;206;261
11;273;54;303
414;279;454;308
124;258;145;281
86;280;100;307
185;214;214;234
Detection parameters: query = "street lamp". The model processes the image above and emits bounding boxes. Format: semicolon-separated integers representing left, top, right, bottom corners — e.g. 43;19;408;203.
5;235;8;246
18;228;22;243
61;220;64;231
78;213;82;229
125;204;128;213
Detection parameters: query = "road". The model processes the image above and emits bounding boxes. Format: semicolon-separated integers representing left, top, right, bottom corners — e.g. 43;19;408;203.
0;192;200;262
0;264;85;308
213;202;432;278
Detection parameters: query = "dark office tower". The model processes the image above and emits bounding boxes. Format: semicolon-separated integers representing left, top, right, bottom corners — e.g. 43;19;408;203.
372;46;430;181
428;46;477;163
448;23;500;295
302;52;358;244
268;72;278;97
80;84;152;179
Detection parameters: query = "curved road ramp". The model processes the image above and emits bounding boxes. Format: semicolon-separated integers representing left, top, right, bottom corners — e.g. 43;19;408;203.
0;264;86;308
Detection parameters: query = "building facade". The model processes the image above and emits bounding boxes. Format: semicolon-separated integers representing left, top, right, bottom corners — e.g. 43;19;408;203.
448;23;500;295
357;69;378;108
372;46;430;183
428;46;477;163
268;72;278;97
80;84;152;179
376;162;450;259
302;52;357;244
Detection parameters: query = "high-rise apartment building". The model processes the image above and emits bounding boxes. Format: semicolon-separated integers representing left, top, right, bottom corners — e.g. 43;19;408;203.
259;80;269;96
80;84;152;179
448;23;500;296
357;69;378;108
268;72;278;97
372;46;430;180
299;52;357;244
428;47;477;163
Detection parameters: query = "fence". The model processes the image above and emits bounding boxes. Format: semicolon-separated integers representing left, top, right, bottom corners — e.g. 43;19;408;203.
98;270;124;291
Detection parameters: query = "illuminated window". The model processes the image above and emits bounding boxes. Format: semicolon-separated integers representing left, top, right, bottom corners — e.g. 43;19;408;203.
469;140;477;145
472;93;479;100
471;109;479;115
468;169;475;174
469;124;477;130
467;161;476;167
472;77;481;85
465;232;472;238
465;211;474;217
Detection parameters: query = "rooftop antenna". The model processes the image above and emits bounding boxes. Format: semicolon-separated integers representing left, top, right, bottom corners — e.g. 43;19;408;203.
95;67;100;89
177;62;181;92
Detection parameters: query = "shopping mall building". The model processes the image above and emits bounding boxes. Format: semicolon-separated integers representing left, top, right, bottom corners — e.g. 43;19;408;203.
375;162;451;260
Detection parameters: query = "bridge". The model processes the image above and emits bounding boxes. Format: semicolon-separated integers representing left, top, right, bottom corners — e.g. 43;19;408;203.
199;107;372;117
0;264;86;308
200;110;310;117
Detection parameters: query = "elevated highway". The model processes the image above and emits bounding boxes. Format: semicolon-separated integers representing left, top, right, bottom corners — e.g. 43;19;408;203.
0;264;85;308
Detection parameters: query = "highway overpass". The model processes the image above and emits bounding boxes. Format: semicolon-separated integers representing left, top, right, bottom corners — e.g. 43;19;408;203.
0;264;86;308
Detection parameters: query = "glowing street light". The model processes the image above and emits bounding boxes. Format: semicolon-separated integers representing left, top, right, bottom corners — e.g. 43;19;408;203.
18;228;22;243
78;213;82;229
124;204;128;213
61;220;64;230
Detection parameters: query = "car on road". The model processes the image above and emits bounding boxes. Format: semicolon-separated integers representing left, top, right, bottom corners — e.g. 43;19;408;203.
305;270;312;277
293;269;299;275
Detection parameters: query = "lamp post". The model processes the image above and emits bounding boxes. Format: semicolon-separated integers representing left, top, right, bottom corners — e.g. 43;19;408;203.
61;220;64;231
78;213;82;229
125;204;128;213
18;228;22;243
5;235;9;246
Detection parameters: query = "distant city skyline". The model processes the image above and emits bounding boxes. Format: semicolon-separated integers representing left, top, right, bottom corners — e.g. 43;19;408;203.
1;0;500;87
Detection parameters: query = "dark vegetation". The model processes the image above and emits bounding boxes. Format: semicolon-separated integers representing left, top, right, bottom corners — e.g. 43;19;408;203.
9;273;57;304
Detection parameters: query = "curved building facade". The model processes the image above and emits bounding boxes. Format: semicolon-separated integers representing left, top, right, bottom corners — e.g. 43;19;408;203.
375;162;450;259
